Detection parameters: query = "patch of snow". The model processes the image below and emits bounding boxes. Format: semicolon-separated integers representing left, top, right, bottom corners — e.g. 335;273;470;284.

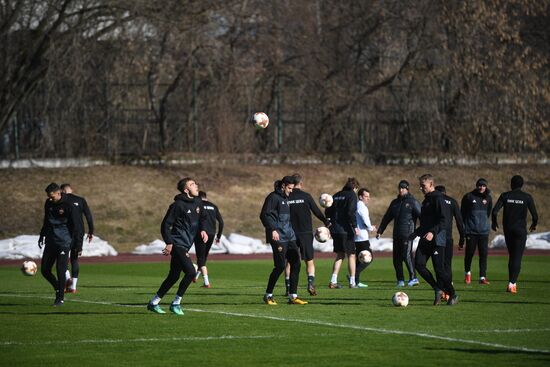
0;235;117;260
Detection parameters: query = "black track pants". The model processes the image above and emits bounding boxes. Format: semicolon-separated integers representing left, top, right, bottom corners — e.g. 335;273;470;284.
156;246;196;298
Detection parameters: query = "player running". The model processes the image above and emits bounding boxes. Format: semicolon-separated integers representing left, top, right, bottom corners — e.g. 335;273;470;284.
411;174;457;305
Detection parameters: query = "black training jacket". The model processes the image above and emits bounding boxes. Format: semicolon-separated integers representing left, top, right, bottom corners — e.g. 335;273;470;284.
461;189;492;236
288;189;330;234
161;194;207;250
260;187;296;243
199;199;224;239
416;190;450;247
442;194;465;241
40;193;78;250
378;193;421;240
492;188;538;235
325;188;357;235
65;193;94;236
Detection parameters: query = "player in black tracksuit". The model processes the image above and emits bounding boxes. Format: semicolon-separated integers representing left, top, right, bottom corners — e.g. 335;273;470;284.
491;175;538;293
260;176;306;305
377;180;421;287
194;191;224;288
461;178;492;284
435;186;465;286
412;174;457;305
325;177;360;288
60;184;94;293
39;183;79;306
287;174;330;296
147;178;208;315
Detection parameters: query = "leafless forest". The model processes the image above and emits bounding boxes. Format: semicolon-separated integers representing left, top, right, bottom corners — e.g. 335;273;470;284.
1;0;549;159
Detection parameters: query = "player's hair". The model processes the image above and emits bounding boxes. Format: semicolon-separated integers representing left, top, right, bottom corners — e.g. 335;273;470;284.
281;175;295;186
434;185;446;194
45;182;60;194
418;174;434;183
177;177;194;193
199;190;207;199
511;175;524;190
291;173;303;185
60;183;71;190
357;188;370;197
343;177;360;191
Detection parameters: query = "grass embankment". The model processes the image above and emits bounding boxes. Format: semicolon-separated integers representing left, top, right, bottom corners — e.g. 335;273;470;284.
1;164;548;251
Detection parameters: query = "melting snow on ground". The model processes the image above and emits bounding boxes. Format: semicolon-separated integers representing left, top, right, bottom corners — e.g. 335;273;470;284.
0;235;118;260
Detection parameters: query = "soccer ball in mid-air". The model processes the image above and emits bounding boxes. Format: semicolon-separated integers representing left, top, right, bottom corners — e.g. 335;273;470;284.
319;193;333;208
252;112;269;129
21;260;37;276
314;227;331;242
392;291;409;307
358;250;372;264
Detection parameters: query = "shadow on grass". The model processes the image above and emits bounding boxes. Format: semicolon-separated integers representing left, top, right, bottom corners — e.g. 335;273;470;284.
427;346;550;357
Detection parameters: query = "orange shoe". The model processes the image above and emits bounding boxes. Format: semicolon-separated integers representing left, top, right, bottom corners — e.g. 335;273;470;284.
464;273;471;284
479;278;490;285
65;288;77;294
506;284;517;293
200;284;211;288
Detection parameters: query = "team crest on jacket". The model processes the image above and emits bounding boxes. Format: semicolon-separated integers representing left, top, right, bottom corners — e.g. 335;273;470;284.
58;208;64;215
405;203;410;208
196;207;200;214
482;199;487;205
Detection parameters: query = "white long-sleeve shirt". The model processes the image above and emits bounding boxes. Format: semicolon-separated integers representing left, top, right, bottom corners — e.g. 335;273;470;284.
355;200;374;242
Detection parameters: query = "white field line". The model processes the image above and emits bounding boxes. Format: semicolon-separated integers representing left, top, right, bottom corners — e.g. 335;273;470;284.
0;335;278;346
2;294;550;354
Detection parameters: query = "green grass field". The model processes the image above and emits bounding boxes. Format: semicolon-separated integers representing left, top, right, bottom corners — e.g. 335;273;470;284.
1;256;550;366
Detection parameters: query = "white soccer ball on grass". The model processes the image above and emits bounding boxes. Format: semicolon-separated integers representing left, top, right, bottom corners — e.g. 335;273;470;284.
392;291;409;307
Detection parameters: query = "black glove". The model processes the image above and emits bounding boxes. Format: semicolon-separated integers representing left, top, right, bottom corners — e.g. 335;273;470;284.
38;236;44;249
458;237;465;249
529;225;537;232
491;222;498;232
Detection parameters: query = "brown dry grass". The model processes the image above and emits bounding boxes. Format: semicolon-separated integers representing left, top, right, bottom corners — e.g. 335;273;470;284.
1;164;548;252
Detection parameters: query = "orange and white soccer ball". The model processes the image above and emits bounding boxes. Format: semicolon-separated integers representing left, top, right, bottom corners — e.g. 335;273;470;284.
392;291;409;307
253;112;269;129
358;250;372;264
319;193;333;208
21;260;37;276
314;227;331;243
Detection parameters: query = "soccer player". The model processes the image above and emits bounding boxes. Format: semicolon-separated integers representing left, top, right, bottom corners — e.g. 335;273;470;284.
60;183;94;294
411;174;457;305
286;173;330;296
491;175;538;293
39;183;78;306
354;188;376;288
377;180;421;287
326;177;360;289
434;185;464;288
260;176;306;305
147;177;208;315
194;190;224;288
461;178;493;285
